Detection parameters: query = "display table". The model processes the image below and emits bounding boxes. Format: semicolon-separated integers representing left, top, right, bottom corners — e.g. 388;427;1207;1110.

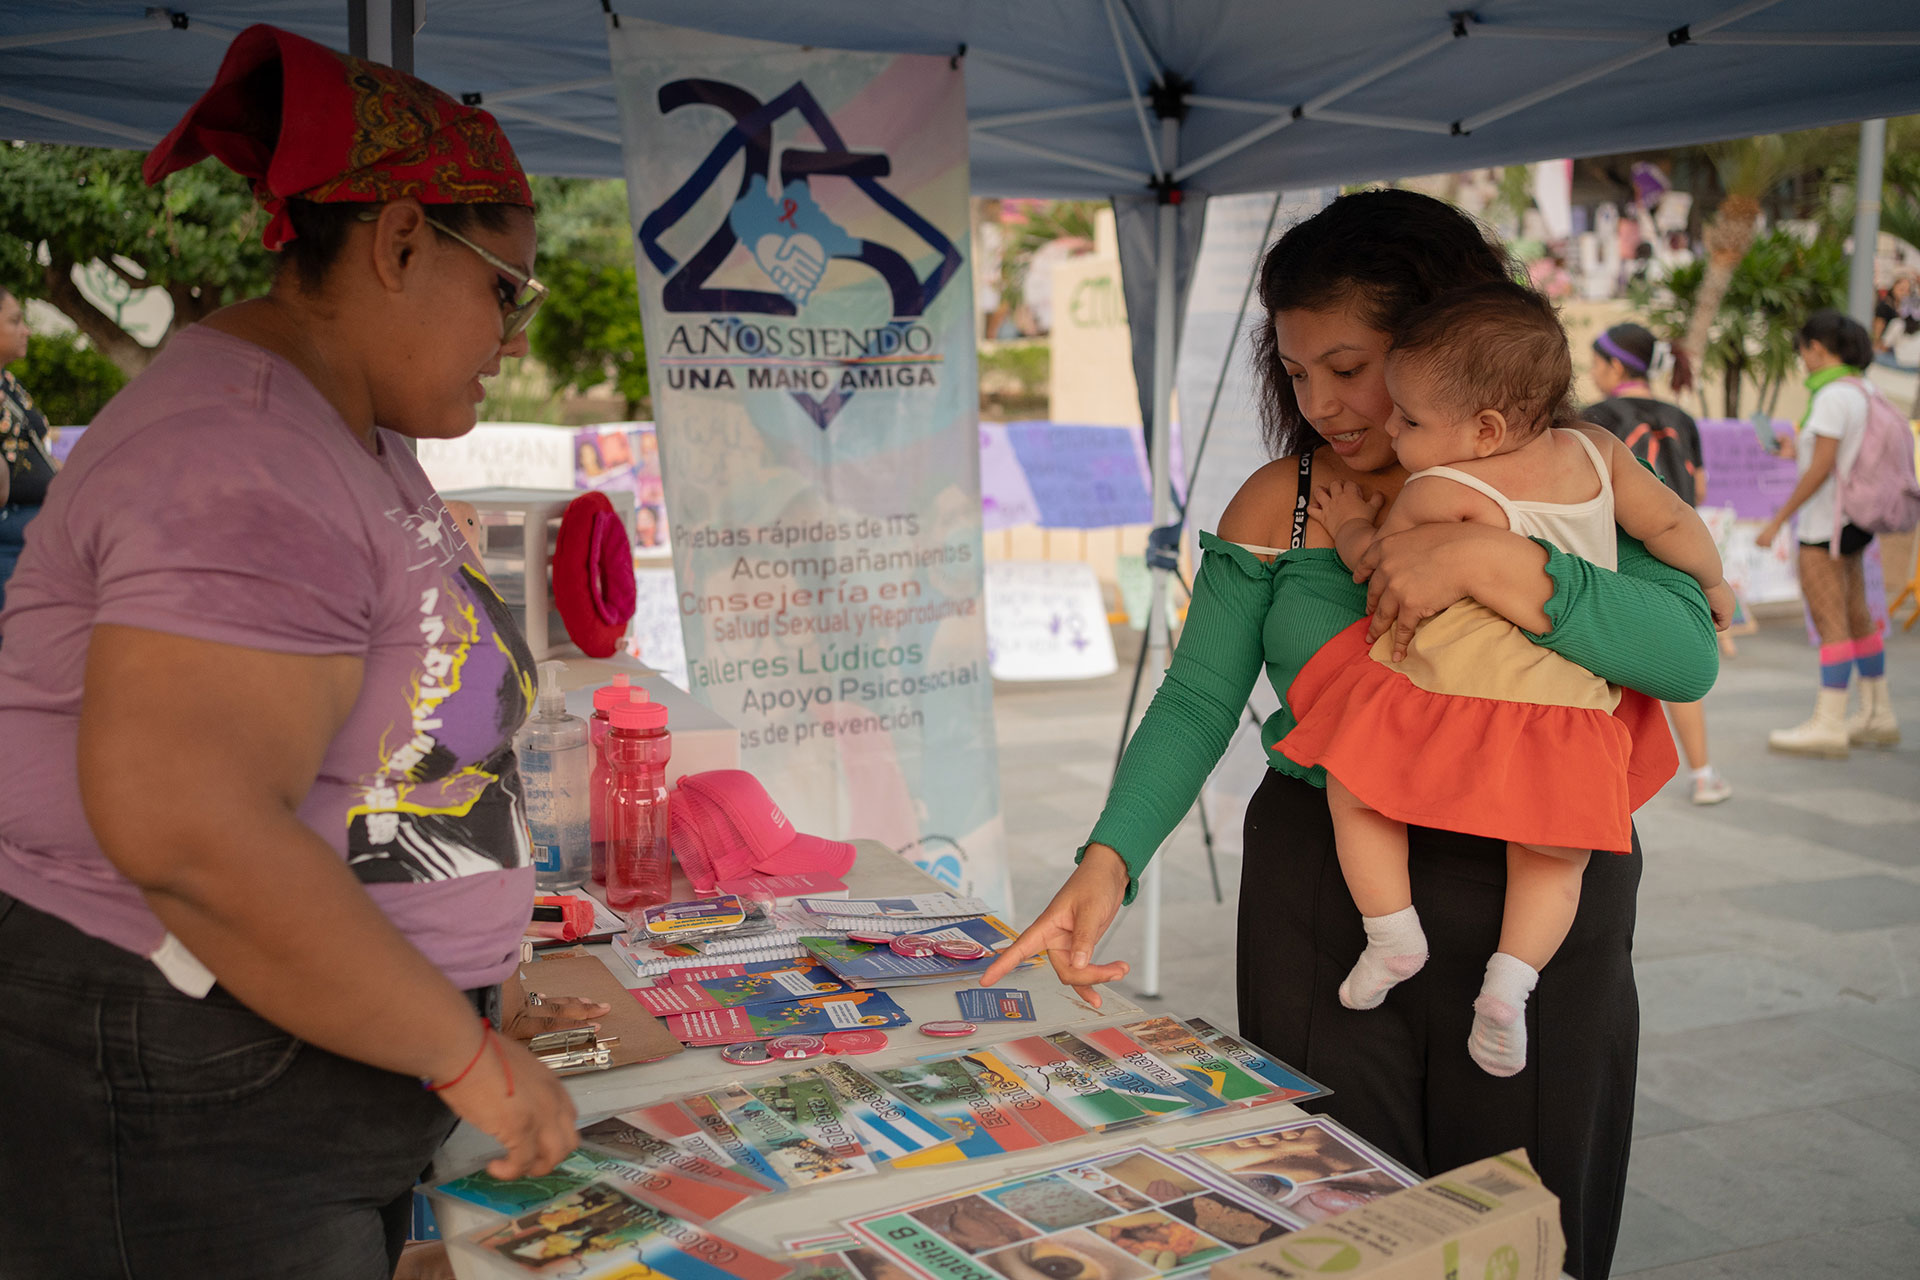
433;842;1314;1271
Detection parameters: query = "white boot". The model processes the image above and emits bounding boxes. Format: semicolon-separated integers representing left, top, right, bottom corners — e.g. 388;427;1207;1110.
1847;676;1901;748
1769;688;1852;759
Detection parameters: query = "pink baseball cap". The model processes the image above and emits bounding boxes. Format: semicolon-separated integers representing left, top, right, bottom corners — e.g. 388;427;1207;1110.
669;770;854;889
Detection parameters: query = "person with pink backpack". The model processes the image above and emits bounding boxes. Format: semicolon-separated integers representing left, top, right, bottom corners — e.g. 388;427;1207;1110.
1757;310;1920;757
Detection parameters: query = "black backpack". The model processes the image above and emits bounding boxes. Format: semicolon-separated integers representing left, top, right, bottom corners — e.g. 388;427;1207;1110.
1584;396;1699;507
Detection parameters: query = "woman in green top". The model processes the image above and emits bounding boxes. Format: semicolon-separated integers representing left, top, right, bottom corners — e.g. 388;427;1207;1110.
985;191;1716;1280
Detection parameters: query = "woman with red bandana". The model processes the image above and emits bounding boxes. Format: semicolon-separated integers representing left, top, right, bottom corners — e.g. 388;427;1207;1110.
0;27;581;1279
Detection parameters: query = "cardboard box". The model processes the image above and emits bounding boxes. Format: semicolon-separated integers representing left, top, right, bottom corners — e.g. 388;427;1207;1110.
1209;1150;1564;1280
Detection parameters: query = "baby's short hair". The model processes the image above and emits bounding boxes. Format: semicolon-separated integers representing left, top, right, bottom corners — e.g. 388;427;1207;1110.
1389;280;1572;437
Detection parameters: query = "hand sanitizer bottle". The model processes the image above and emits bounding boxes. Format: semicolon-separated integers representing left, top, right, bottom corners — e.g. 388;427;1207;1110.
514;660;592;889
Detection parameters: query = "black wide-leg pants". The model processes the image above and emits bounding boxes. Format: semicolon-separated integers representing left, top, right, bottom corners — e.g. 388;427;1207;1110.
1237;769;1640;1280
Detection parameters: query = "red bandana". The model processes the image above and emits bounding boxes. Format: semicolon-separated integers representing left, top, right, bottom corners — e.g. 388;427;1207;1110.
144;24;533;250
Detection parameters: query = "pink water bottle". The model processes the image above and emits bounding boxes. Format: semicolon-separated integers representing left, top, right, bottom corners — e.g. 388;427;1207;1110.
588;677;640;884
605;697;672;913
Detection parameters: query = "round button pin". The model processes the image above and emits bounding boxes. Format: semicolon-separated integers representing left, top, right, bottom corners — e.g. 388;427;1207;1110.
846;931;894;946
766;1034;827;1060
889;934;938;958
932;939;989;961
720;1043;772;1065
918;1021;977;1037
823;1030;889;1055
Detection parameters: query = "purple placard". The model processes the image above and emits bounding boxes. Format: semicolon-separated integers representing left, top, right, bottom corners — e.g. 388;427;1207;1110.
1004;421;1153;528
979;424;1041;530
1697;418;1798;520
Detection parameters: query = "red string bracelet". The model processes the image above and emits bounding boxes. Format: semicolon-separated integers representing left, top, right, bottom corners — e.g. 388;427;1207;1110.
424;1017;494;1093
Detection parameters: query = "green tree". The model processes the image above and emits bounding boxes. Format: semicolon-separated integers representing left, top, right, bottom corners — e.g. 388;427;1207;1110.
1632;228;1846;417
995;200;1100;315
1679;129;1851;379
0;142;276;375
524;176;648;417
11;330;128;426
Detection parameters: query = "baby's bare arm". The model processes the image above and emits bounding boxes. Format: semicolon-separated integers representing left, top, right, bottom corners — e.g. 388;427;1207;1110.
1586;428;1724;587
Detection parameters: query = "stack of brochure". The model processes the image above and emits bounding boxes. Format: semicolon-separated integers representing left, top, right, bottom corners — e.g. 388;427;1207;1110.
428;1016;1347;1279
806;1116;1421;1280
629;958;913;1046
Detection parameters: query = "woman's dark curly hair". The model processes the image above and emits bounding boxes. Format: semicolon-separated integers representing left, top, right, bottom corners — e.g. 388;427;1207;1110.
1251;189;1513;458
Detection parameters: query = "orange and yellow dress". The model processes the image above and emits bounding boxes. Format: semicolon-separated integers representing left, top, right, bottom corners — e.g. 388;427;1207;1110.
1278;431;1676;853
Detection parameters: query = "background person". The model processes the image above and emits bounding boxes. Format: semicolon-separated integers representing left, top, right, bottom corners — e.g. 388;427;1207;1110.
0;27;575;1280
1583;322;1731;804
985;189;1718;1280
1756;310;1899;755
0;287;56;613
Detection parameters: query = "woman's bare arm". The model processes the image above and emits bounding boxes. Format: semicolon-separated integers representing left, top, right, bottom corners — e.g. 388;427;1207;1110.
80;624;577;1175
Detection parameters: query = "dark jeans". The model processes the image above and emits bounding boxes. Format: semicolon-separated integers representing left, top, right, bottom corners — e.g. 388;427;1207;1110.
0;892;460;1279
0;501;38;616
1237;770;1640;1280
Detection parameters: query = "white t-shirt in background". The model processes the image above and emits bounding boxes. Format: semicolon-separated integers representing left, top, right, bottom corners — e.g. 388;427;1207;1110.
1796;379;1869;543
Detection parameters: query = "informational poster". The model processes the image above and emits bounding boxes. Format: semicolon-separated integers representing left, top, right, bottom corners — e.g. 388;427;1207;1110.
610;20;1007;906
984;561;1118;682
577;421;671;552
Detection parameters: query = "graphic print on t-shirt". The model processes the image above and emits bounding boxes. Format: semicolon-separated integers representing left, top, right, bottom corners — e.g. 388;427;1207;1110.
347;501;538;884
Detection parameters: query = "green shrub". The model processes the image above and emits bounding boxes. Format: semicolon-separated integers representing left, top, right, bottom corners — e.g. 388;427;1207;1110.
11;329;127;426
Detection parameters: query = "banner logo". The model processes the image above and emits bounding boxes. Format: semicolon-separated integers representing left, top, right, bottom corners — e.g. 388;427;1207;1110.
636;80;964;429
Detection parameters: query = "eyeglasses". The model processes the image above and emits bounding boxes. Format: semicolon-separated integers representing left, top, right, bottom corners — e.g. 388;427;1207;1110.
356;209;548;342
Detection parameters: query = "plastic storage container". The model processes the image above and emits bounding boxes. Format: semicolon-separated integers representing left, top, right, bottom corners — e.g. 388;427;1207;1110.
514;660;592;889
587;675;640;884
604;697;672;913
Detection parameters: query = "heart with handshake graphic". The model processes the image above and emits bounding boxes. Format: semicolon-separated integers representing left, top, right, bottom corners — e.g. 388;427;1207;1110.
728;175;861;308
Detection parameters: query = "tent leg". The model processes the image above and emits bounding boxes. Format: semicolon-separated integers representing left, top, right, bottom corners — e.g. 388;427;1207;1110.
1849;119;1887;328
1134;114;1182;1002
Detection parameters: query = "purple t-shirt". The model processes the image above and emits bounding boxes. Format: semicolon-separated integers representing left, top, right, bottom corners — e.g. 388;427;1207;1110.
0;326;536;989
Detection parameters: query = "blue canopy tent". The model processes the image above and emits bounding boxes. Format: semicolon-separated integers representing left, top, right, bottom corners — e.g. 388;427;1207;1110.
6;1;1920;991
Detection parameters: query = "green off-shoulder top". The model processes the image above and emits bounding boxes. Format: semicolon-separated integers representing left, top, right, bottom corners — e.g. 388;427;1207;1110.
1083;529;1719;901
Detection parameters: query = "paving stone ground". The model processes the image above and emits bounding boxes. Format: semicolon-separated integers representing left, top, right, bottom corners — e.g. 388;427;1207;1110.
993;611;1920;1279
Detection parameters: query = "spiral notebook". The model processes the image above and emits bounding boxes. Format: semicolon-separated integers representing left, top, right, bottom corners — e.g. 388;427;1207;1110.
802;914;986;935
613;934;812;980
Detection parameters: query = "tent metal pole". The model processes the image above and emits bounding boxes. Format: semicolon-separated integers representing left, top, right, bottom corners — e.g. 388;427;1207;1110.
1697;31;1920;45
1849;119;1887;329
488;104;623;146
0;93;159;145
1137;111;1181;1002
1307;108;1453;136
1111;0;1166;82
477;76;616;105
348;0;414;73
1102;0;1161;178
1460;0;1786;134
0;15;171;52
1173;26;1455;184
968;132;1151;186
971;99;1138;131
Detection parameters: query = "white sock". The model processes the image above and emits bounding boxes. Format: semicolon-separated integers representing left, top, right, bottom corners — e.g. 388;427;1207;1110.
1691;765;1716;783
1338;906;1428;1010
1469;952;1539;1077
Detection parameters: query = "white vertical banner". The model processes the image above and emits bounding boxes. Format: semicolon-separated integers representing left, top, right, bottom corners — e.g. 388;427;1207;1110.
609;21;1008;908
1175;190;1331;854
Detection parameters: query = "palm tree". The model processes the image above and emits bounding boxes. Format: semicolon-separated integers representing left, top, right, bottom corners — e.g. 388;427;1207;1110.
1681;129;1849;381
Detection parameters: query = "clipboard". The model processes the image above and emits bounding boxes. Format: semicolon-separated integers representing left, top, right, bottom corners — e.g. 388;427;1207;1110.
503;946;684;1069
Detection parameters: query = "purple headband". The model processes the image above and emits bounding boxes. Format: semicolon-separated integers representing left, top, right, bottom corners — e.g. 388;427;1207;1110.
1595;330;1649;374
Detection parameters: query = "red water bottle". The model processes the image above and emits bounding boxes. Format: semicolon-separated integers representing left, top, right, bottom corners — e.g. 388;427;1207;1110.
605;697;672;913
588;678;641;884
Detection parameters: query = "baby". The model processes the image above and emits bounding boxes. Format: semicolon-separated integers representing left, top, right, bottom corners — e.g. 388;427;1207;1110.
1279;281;1731;1076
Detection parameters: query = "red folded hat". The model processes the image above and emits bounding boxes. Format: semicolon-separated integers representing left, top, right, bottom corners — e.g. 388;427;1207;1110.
552;491;636;659
669;771;855;892
143;23;532;249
